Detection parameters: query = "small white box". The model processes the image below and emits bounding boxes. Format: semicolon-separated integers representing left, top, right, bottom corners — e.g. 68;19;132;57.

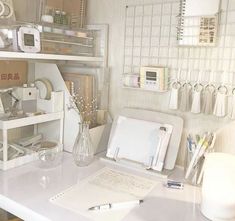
16;87;37;101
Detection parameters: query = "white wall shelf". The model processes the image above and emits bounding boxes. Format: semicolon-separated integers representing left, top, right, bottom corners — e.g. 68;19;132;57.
0;51;104;63
0;112;64;130
123;86;169;93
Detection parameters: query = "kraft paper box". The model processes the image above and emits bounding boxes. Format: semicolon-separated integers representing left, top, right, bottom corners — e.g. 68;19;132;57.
47;0;82;14
0;61;28;88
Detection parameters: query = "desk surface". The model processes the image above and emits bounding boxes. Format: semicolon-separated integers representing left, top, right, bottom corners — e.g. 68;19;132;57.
0;152;209;221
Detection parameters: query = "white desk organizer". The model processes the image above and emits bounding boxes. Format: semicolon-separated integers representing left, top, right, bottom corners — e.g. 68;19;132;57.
37;91;64;113
0;112;64;170
101;108;183;178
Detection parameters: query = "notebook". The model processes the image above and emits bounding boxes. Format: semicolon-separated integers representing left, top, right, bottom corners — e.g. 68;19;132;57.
50;167;157;221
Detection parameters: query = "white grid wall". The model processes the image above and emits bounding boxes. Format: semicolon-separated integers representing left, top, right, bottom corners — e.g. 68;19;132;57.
123;0;235;86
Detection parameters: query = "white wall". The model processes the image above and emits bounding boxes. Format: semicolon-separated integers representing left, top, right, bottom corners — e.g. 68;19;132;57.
87;0;234;166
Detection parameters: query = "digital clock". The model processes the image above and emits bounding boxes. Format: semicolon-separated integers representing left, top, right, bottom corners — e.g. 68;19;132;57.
17;26;41;53
140;66;168;92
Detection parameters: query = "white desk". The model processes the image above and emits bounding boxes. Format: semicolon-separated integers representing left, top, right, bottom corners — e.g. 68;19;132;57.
0;152;209;221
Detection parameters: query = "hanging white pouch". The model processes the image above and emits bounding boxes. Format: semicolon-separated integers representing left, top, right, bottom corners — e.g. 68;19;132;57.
191;84;203;114
213;86;228;118
229;90;235;120
180;83;192;112
169;82;181;110
202;85;215;115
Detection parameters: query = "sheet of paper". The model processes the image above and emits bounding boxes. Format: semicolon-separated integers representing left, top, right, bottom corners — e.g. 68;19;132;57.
50;167;157;221
184;0;220;16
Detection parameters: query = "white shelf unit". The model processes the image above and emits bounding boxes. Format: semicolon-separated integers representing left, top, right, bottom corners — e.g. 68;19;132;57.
0;24;109;169
0;112;64;170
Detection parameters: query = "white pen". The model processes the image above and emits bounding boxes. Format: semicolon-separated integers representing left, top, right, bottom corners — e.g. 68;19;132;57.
88;199;144;211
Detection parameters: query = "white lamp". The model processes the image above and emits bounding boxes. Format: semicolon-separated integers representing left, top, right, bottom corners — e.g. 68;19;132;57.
201;153;235;221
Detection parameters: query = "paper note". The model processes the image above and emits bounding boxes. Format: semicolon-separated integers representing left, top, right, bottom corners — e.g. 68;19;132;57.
50;167;157;221
88;168;156;198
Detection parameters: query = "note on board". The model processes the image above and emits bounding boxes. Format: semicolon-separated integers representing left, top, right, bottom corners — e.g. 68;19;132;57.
183;0;221;17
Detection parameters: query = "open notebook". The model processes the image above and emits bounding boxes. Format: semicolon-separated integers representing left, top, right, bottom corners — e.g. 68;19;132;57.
50;167;157;221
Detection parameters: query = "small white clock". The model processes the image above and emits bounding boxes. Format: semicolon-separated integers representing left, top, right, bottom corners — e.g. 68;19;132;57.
17;26;41;53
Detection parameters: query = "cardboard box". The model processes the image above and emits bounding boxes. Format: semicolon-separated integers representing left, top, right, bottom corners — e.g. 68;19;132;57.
0;61;28;89
46;0;83;14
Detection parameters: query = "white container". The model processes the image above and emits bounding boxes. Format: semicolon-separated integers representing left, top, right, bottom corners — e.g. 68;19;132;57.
201;153;235;221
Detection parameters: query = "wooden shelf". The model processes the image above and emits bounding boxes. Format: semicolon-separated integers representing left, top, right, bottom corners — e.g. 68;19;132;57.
0;51;104;62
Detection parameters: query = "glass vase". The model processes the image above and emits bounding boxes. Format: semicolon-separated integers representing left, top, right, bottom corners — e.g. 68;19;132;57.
72;122;94;167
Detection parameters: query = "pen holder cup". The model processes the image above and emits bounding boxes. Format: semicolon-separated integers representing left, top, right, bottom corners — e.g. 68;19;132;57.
184;136;215;186
184;149;203;186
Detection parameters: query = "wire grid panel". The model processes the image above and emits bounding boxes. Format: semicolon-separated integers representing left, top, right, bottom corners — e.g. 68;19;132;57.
123;0;235;87
123;1;179;75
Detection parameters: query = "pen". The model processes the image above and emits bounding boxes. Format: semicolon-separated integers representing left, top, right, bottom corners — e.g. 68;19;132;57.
88;199;144;211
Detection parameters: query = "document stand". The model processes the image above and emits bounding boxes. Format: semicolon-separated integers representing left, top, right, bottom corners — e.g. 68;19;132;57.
101;108;184;179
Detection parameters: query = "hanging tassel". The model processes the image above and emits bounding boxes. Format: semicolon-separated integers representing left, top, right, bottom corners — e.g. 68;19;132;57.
191;84;203;114
169;69;182;110
213;86;228;118
169;84;180;110
229;92;235;119
202;85;215;115
180;83;192;112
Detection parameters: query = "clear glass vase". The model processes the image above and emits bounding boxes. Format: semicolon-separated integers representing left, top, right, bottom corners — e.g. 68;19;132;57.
72;122;94;167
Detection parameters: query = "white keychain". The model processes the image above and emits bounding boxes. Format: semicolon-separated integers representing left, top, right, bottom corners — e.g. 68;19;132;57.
203;85;215;115
191;71;203;114
169;85;180;110
229;89;235;119
213;86;228;118
228;73;235;119
169;69;181;110
202;72;215;115
180;70;192;112
191;84;203;114
213;72;228;118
